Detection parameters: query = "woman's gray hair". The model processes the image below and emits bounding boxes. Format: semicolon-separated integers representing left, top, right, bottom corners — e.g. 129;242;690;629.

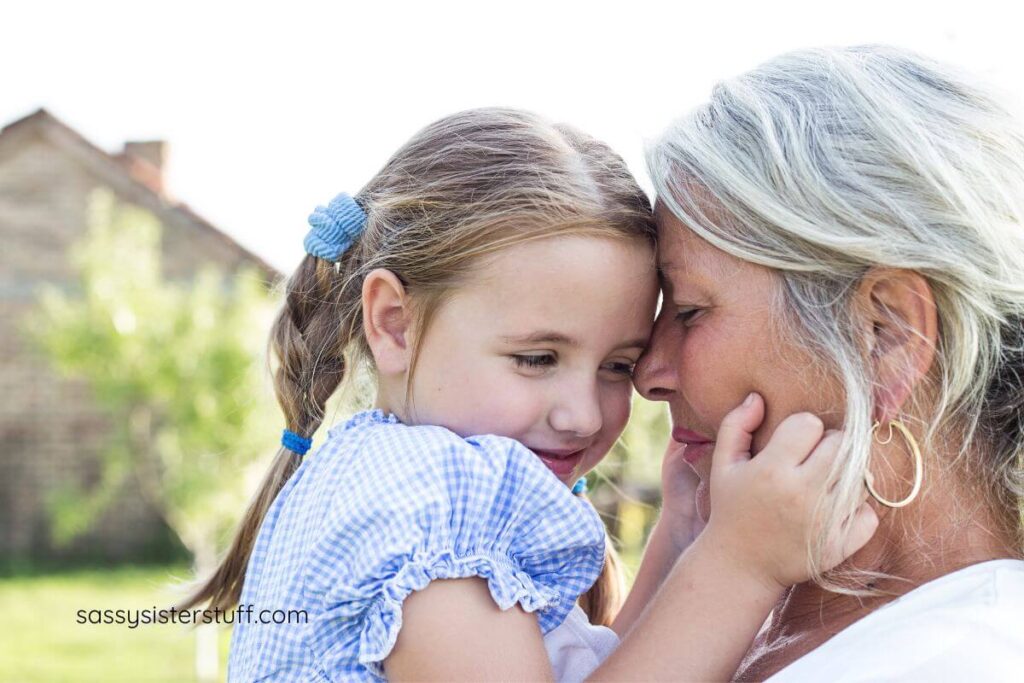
648;45;1024;591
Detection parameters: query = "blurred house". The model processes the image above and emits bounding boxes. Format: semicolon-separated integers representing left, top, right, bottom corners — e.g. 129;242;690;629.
0;109;280;566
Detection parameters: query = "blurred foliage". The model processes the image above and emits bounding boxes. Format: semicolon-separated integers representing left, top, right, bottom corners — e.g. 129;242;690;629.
591;394;671;575
24;189;280;569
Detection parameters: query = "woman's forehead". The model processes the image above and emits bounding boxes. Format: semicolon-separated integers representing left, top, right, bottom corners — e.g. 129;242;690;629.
654;208;764;297
655;216;726;281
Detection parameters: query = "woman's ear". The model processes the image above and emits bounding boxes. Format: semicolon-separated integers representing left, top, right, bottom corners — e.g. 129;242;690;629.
362;268;414;376
854;268;938;421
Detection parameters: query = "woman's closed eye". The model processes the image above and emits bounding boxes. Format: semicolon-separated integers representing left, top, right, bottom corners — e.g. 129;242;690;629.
674;306;706;326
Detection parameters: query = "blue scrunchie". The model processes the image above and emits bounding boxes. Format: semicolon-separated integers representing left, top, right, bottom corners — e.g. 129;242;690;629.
304;192;367;261
282;429;312;456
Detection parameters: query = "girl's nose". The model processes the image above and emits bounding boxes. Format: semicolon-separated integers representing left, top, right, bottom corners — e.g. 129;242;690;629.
548;380;603;438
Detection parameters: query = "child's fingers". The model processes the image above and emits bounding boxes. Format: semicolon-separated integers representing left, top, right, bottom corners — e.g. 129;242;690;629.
802;429;844;476
839;501;879;559
821;500;879;570
711;392;765;474
758;412;825;468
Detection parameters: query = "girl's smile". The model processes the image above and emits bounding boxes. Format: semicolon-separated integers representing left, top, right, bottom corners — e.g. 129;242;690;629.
530;447;588;478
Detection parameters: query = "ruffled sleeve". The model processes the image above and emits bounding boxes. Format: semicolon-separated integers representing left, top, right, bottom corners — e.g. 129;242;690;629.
303;422;607;680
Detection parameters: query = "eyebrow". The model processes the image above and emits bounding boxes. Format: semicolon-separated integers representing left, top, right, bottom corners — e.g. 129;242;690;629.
501;331;580;347
658;259;716;292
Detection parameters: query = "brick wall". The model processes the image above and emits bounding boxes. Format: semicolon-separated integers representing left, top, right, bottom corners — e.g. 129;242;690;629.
0;118;278;565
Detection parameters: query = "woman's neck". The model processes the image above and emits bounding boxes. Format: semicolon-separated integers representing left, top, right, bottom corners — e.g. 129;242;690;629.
736;469;1021;680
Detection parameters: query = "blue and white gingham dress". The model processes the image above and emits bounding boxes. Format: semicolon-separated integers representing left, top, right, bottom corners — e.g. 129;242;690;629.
228;409;607;682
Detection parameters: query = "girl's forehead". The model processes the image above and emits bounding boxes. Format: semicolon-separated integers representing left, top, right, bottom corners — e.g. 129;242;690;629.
466;235;654;286
445;236;657;339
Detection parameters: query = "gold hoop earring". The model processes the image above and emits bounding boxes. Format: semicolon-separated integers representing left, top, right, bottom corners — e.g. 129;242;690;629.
865;420;923;508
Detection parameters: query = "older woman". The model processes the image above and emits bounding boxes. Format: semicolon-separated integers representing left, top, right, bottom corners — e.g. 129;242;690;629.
635;45;1024;680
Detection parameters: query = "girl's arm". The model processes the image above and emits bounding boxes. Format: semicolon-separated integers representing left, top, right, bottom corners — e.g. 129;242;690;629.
386;446;703;679
590;394;878;681
385;394;877;682
385;577;553;682
611;441;703;637
591;532;783;682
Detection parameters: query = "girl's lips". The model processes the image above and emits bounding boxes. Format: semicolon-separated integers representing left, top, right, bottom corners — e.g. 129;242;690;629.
532;449;586;477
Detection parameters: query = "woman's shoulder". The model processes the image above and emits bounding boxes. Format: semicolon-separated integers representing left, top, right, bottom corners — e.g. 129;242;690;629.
768;559;1024;682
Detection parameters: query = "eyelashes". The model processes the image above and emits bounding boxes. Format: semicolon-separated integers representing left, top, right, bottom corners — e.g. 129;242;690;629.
674;307;705;325
510;354;635;377
511;353;556;369
605;361;636;377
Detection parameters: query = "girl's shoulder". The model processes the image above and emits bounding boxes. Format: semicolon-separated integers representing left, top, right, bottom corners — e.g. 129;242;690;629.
322;409;568;496
312;409;606;559
294;410;607;678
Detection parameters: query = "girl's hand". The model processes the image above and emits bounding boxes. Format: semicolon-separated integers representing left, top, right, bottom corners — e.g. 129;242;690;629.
657;439;706;552
704;392;878;592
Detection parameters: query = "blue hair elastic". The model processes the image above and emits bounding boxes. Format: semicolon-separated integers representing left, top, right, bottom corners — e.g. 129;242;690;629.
281;429;312;456
303;192;367;261
571;477;588;495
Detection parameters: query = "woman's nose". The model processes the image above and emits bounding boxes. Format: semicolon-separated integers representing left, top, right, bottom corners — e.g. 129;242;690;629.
634;309;678;401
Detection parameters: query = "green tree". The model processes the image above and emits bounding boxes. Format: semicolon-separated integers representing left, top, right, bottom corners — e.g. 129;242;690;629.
25;189;280;681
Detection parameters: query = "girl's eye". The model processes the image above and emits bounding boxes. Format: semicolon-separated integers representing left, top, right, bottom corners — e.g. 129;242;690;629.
604;360;636;375
511;353;556;370
675;307;705;326
601;361;636;379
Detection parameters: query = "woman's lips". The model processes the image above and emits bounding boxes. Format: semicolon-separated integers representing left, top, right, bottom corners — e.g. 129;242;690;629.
679;442;714;466
672;428;714;466
532;448;586;477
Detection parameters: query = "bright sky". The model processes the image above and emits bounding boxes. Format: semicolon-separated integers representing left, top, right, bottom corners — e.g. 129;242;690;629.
5;0;1022;272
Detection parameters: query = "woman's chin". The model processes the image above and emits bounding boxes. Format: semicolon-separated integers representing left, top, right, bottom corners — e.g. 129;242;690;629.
696;480;711;524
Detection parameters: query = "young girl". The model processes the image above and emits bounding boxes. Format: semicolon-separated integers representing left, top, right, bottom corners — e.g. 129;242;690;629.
180;108;877;681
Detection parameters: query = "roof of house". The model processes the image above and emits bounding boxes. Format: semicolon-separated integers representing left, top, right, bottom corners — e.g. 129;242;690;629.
0;108;281;281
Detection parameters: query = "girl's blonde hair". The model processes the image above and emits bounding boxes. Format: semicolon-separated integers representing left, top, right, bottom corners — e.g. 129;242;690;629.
648;45;1024;591
180;107;655;624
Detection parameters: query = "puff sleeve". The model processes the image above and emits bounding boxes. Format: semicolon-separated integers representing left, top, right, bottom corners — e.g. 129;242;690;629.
304;423;606;680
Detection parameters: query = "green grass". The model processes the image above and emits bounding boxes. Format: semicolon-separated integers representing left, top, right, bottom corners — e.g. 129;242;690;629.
0;565;231;683
0;544;653;683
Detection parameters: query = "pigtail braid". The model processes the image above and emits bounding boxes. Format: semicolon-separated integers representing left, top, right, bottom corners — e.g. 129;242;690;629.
178;256;360;612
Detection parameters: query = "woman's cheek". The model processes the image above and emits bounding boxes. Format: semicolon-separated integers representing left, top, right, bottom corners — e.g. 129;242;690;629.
682;323;752;415
677;333;722;415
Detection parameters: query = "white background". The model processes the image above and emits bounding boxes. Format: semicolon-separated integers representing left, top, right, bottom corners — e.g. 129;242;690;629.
4;0;1021;272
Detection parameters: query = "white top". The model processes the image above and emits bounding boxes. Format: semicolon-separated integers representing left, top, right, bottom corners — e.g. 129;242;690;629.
767;559;1024;682
545;605;620;682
